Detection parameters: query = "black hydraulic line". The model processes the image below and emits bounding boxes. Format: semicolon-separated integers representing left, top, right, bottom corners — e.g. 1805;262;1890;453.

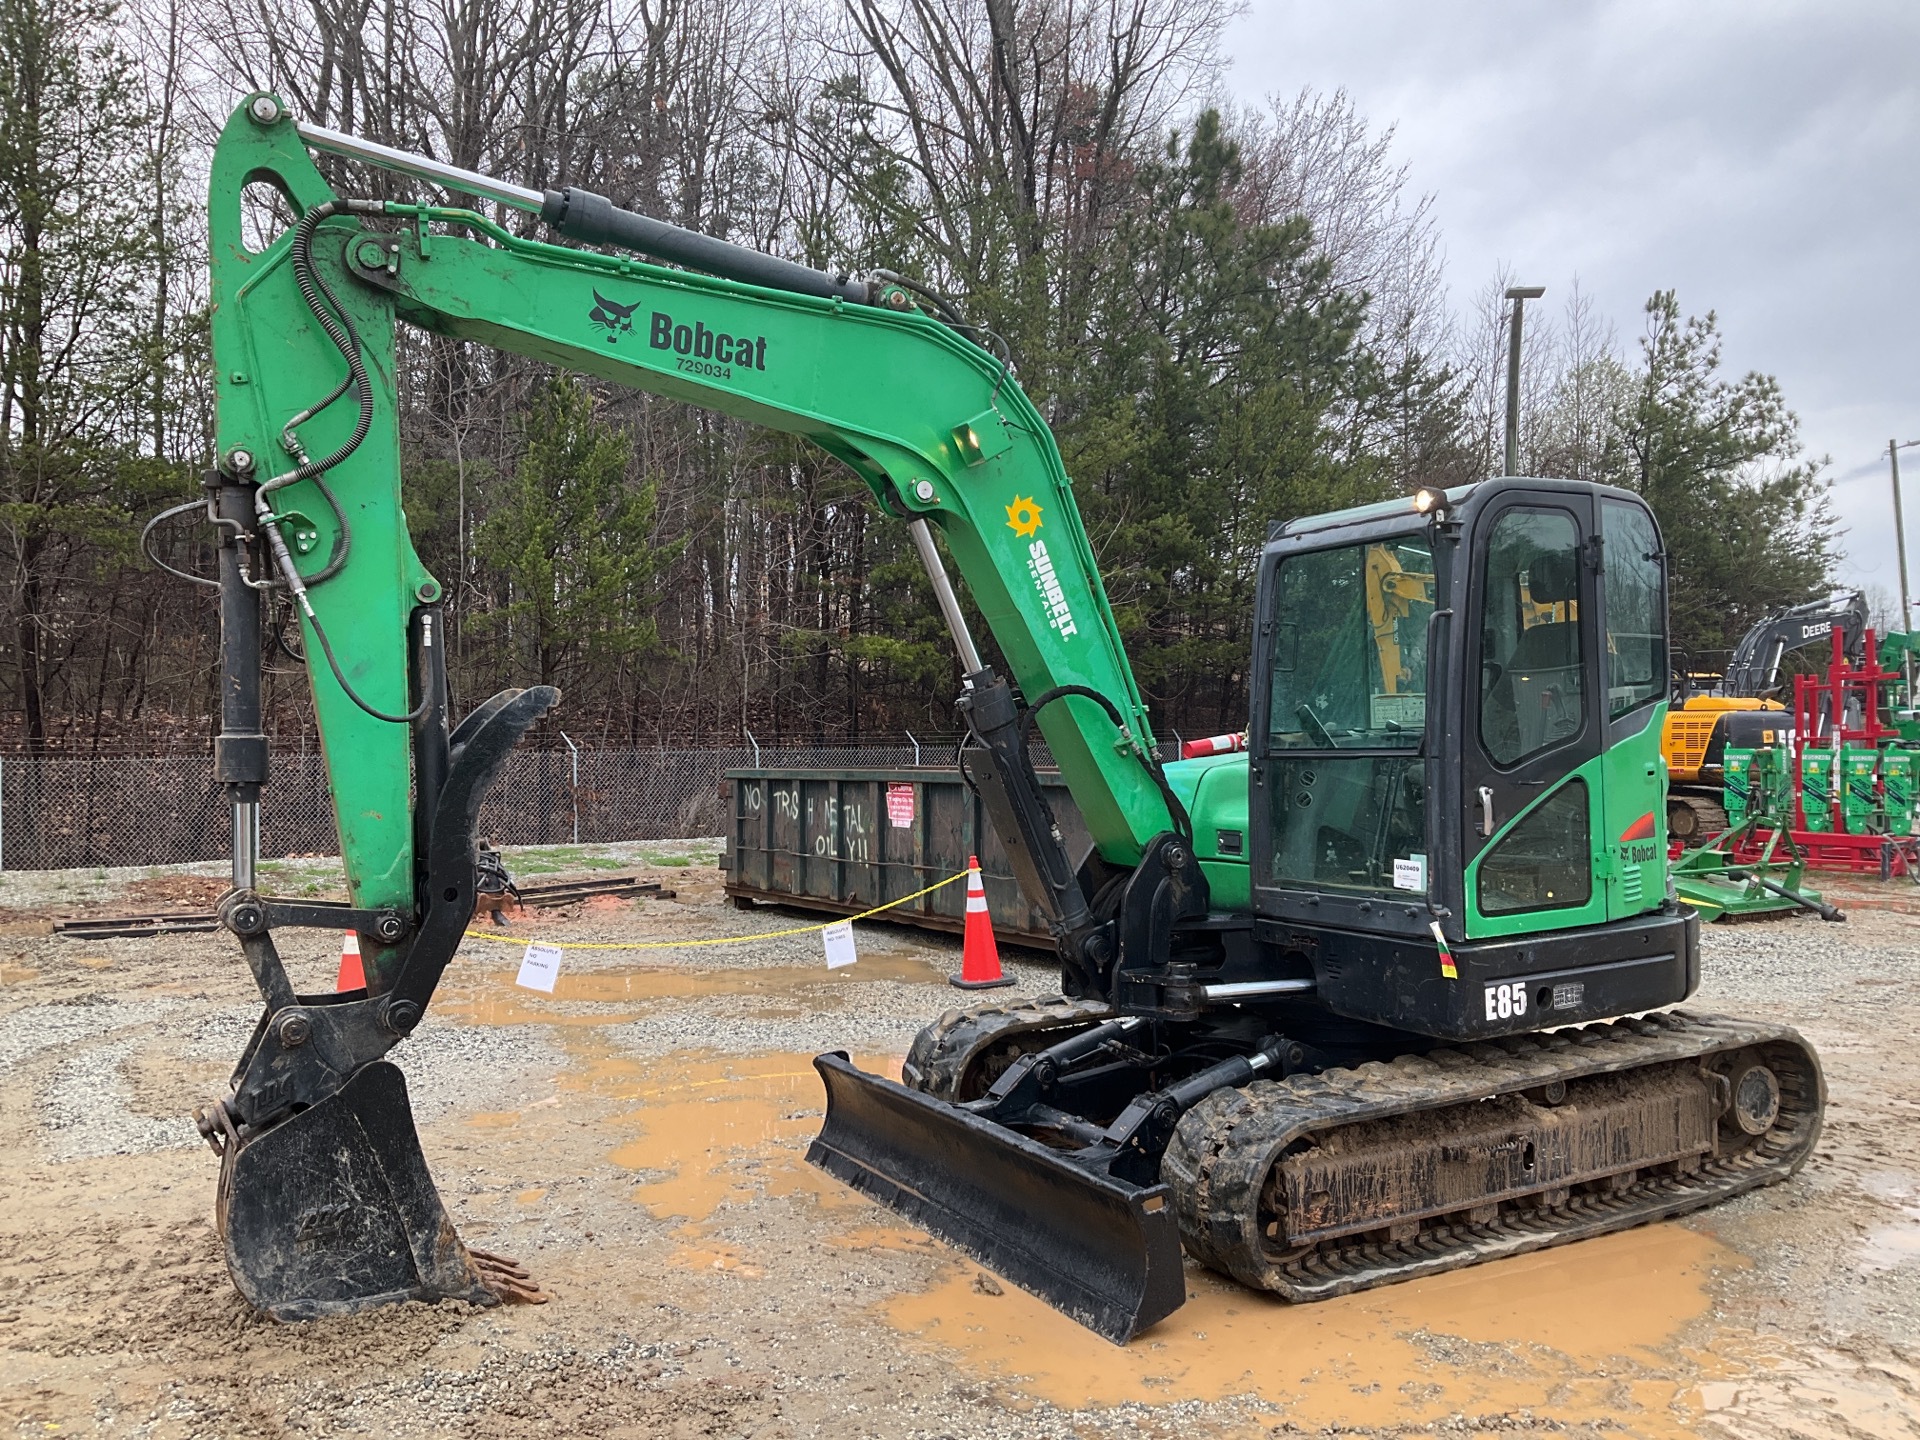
541;187;872;304
140;499;222;588
246;196;427;725
261;197;388;589
269;603;306;664
1018;684;1193;843
302;602;430;725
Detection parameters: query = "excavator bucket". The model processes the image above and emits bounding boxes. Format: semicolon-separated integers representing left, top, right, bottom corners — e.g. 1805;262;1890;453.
808;1052;1186;1343
213;1061;519;1319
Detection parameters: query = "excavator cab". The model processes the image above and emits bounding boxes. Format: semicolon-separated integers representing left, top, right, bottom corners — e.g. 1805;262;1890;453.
1249;478;1687;1037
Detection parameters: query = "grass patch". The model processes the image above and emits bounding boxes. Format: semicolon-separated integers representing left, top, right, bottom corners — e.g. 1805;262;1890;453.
641;853;692;867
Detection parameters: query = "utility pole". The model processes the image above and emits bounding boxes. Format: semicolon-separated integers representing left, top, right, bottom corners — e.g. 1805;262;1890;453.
1504;285;1546;475
1891;439;1918;635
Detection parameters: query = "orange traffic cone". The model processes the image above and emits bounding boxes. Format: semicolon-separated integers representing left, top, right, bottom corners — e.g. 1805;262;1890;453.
336;931;366;992
951;855;1014;990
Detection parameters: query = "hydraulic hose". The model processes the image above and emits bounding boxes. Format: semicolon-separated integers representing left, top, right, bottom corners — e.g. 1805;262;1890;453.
255;197;387;588
1018;685;1194;844
254;196;426;725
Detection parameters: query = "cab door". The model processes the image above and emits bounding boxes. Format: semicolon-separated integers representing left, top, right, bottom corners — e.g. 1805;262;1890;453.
1595;495;1670;918
1460;492;1609;939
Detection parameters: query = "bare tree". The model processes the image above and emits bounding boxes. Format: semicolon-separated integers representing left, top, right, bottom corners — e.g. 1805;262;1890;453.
1531;280;1630;482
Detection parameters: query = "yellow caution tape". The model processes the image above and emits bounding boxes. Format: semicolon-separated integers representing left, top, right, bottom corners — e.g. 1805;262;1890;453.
459;868;973;951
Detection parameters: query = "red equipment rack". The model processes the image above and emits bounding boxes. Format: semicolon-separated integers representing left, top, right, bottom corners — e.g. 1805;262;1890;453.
1777;629;1915;876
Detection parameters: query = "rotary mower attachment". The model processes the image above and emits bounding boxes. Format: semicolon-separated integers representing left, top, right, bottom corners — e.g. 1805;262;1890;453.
1672;819;1843;923
195;686;557;1319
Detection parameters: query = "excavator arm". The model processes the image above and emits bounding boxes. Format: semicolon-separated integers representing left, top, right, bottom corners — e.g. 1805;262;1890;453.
216;99;1182;952
178;95;1191;1319
1723;590;1870;696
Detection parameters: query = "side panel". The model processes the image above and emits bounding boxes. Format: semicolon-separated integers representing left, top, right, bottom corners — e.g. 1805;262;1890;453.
1164;754;1251;914
1302;909;1698;1040
1598;706;1668;919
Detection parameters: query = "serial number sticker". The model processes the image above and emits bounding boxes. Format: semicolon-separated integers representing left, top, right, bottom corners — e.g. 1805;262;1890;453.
1551;982;1585;1010
1483;980;1529;1022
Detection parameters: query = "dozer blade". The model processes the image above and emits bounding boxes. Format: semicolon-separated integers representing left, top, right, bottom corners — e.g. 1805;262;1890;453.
808;1052;1186;1343
217;1060;506;1320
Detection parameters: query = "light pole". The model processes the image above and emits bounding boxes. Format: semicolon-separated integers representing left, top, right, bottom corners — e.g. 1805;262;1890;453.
1504;285;1546;475
1890;438;1920;636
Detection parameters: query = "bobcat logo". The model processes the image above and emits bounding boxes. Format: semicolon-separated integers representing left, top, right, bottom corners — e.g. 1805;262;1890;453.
589;289;639;342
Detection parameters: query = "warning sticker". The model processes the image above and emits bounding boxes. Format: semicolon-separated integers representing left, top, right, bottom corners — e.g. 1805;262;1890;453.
887;783;915;829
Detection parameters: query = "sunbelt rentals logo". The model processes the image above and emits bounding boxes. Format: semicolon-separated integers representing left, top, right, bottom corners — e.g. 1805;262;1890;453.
1006;495;1077;639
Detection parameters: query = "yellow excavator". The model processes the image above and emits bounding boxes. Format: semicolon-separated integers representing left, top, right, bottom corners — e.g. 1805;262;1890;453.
1663;592;1867;838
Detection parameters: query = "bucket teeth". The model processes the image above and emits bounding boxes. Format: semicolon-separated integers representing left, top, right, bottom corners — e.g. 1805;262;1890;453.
469;1248;551;1305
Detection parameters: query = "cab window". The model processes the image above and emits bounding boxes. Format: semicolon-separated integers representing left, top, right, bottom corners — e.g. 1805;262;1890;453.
1602;499;1664;721
1478;508;1585;767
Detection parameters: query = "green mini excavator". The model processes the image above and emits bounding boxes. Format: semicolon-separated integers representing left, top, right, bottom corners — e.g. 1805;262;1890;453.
162;96;1822;1335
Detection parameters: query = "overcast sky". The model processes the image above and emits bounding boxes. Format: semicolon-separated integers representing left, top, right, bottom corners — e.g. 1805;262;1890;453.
1220;0;1919;625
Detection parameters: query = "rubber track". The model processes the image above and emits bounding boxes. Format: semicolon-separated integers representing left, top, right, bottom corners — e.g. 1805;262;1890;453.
901;995;1114;1100
1163;1009;1823;1301
1672;795;1730;840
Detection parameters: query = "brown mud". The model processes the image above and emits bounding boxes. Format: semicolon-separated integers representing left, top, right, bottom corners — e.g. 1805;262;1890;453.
2;865;1919;1437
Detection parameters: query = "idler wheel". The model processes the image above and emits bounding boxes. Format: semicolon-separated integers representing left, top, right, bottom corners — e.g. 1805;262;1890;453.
1731;1063;1781;1136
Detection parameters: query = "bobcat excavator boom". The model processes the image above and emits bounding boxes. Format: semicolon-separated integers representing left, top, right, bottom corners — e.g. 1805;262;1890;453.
165;97;1823;1336
168;94;1173;1318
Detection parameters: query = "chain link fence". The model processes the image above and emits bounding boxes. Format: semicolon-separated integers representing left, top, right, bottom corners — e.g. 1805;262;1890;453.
0;741;965;870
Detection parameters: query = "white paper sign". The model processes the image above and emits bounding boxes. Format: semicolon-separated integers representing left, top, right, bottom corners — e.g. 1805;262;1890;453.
822;920;858;969
1392;855;1427;892
516;942;564;993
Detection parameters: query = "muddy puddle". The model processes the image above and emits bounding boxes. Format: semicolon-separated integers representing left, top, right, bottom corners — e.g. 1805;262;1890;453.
445;949;927;1226
443;957;1747;1434
884;1225;1730;1430
1858;1172;1920;1274
464;1022;891;1240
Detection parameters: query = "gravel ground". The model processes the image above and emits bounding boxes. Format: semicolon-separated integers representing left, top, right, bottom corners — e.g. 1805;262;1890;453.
0;850;1916;1439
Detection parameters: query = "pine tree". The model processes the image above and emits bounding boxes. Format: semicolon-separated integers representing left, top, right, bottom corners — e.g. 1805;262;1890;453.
1608;292;1836;665
475;377;673;697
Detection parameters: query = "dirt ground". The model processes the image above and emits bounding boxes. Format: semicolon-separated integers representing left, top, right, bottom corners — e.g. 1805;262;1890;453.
1;847;1917;1440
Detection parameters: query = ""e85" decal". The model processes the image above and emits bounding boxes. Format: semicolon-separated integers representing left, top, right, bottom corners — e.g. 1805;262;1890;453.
1484;980;1529;1021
